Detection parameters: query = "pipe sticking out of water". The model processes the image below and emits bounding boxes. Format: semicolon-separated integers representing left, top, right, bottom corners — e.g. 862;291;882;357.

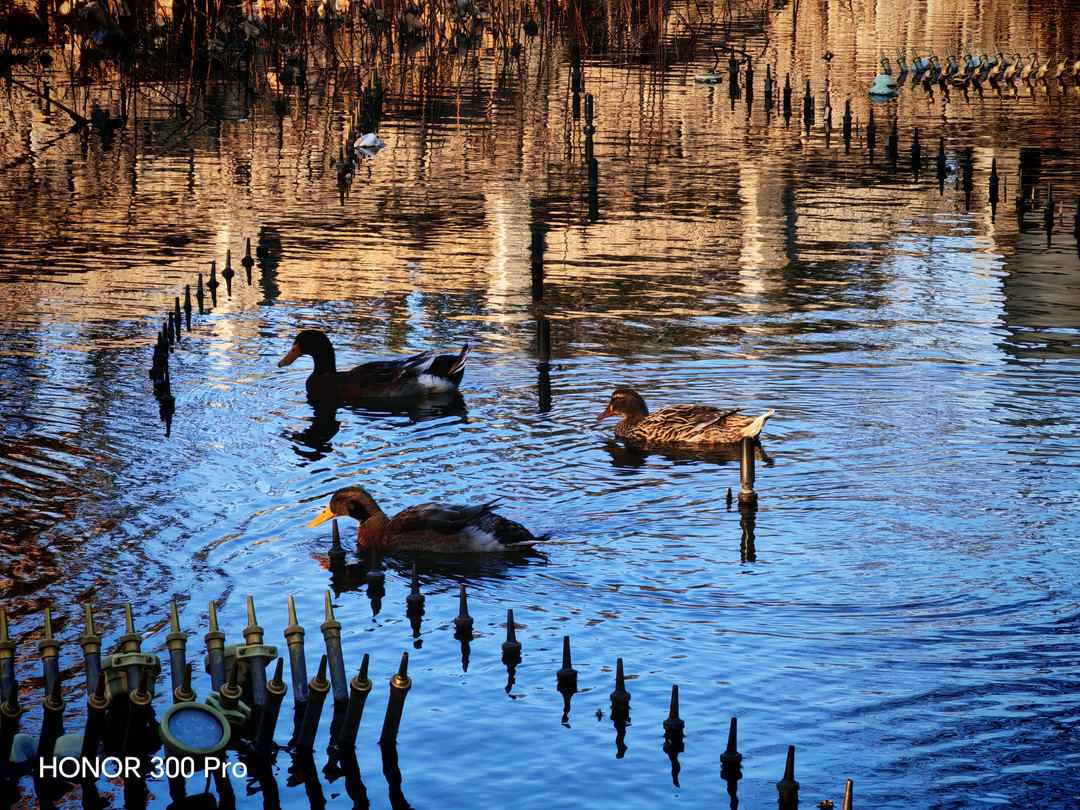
297;655;330;751
557;636;577;693
609;658;630;708
0;611;15;705
205;602;227;693
738;436;757;505
777;745;800;809
502;609;521;658
80;672;108;760
166;603;188;696
119;604;144;696
39;676;65;762
0;678;24;765
379;653;412;745
663;685;684;736
337;654;372;748
321;591;349;704
720;717;742;769
36;613;59;699
453;584;474;636
284;595;309;706
173;662;195;704
252;658;287;755
243;596;270;707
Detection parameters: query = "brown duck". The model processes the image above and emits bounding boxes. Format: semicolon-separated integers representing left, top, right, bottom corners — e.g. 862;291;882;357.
598;387;774;445
278;329;469;398
308;486;547;552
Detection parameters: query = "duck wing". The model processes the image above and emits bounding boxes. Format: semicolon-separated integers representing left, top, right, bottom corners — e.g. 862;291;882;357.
648;404;742;434
341;351;439;386
388;500;496;536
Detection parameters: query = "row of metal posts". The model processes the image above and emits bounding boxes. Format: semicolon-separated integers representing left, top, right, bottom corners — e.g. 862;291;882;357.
146;239;260;433
717;53;1080;251
3;580;863;807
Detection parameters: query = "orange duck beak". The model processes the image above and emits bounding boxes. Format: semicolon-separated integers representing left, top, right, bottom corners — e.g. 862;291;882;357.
597;404;616;421
278;342;301;368
308;504;336;528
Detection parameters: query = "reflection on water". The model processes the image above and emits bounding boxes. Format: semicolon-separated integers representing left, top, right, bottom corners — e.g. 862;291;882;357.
1;0;1080;807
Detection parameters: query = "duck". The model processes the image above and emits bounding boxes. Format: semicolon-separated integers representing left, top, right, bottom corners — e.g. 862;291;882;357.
598;387;774;446
278;329;469;398
308;485;547;551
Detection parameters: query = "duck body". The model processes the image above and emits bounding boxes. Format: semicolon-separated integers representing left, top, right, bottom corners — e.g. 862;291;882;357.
279;329;469;398
598;387;774;446
309;486;545;551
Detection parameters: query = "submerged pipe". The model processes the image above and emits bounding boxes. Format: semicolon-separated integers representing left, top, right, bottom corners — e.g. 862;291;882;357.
321;591;349;704
0;678;24;766
80;672;108;760
337;654;372;748
39;676;65;762
284;595;309;706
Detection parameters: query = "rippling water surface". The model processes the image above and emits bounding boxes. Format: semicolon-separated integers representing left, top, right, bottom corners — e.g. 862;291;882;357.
2;0;1080;807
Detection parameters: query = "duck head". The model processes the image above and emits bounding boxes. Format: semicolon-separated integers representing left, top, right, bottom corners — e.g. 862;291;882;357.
598;387;649;421
279;329;336;372
309;486;382;527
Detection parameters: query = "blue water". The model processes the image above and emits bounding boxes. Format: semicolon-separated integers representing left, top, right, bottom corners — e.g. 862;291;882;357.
2;2;1080;808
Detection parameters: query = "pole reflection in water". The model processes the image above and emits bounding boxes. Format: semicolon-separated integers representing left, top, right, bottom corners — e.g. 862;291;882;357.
380;741;413;810
557;636;578;726
662;685;685;788
609;658;631;759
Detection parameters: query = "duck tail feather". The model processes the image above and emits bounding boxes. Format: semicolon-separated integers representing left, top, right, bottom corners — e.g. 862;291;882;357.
740;409;775;439
449;343;470;376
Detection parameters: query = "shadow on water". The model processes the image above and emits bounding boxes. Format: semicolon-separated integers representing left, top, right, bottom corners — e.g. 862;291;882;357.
287;393;469;462
600;439;773;469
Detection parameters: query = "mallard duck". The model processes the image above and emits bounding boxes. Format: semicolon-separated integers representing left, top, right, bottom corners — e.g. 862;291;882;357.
598;387;774;446
308;486;546;551
278;330;469;398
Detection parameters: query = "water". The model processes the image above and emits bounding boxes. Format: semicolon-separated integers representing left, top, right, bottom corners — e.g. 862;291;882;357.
2;0;1080;807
